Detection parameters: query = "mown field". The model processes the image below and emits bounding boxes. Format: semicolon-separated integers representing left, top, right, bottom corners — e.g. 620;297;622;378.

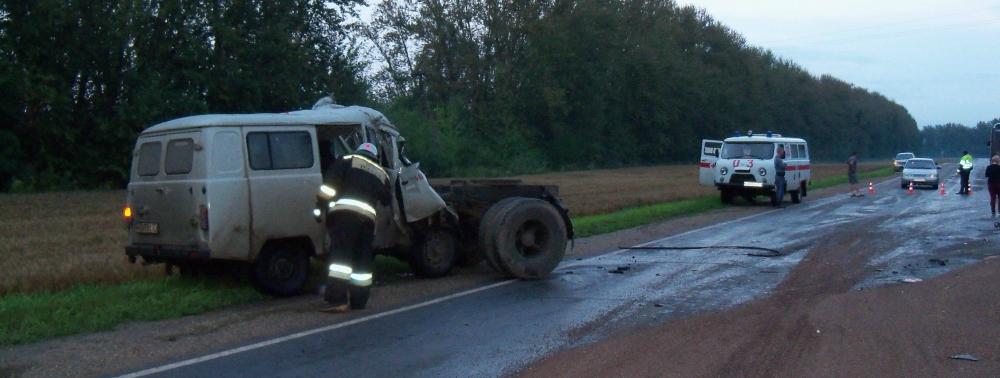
0;162;886;295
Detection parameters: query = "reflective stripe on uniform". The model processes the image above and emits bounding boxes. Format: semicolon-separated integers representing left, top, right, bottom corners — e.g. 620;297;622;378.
328;198;377;220
329;263;353;280
350;273;373;287
343;154;389;184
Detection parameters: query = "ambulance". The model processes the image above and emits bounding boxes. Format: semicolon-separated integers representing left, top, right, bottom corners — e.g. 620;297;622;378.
699;132;811;206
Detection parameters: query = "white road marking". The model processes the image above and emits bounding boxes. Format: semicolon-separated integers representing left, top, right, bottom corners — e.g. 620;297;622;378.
116;280;516;378
119;179;881;377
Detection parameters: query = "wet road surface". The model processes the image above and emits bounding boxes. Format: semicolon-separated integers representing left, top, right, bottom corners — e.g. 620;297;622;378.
120;161;999;378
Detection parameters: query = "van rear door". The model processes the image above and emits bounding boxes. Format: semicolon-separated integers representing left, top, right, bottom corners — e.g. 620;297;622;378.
699;139;723;186
129;132;207;250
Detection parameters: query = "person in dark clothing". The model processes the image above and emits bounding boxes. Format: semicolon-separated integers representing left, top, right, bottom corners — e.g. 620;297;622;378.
773;145;786;207
320;142;391;312
847;152;862;197
986;155;1000;218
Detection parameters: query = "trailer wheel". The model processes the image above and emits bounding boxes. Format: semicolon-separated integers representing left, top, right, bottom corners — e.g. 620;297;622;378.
251;243;308;297
409;230;457;278
490;198;568;279
479;198;523;274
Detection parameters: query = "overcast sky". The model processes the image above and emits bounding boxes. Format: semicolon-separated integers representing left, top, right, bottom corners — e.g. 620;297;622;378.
675;0;1000;127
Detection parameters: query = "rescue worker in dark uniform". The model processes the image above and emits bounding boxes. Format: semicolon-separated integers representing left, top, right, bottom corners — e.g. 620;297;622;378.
773;145;787;207
318;142;390;312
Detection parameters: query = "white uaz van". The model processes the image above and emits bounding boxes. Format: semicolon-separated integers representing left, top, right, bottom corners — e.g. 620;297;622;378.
699;133;811;205
124;98;574;296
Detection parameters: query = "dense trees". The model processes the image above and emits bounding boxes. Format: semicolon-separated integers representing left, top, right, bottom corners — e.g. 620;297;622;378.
1;0;923;191
918;118;1000;159
0;0;367;191
365;0;920;176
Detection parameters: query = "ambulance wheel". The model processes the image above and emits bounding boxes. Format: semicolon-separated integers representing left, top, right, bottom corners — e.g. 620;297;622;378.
720;189;735;204
251;242;309;297
490;198;568;279
740;192;756;204
409;229;457;278
790;187;801;203
801;182;808;197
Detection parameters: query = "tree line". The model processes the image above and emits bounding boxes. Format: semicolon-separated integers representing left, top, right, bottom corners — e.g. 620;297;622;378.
1;0;921;191
918;118;1000;159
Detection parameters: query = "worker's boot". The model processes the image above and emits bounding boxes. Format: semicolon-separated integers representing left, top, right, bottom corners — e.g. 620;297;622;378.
321;281;351;313
349;286;370;310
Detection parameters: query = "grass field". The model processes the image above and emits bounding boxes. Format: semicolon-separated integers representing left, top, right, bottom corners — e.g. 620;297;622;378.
0;162;891;345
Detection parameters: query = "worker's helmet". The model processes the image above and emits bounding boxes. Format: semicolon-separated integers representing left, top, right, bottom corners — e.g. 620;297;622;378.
356;142;378;158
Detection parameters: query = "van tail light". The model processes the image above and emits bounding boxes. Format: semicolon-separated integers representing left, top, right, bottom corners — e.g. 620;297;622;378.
123;205;133;224
199;204;209;231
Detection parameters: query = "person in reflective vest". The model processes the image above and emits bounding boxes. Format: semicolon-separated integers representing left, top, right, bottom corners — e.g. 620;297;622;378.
319;142;390;312
959;151;974;195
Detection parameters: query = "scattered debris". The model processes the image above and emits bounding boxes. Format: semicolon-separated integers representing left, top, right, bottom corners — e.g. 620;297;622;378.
856;287;864;291
608;266;630;274
653;303;664;308
892;271;899;274
901;277;923;283
875;268;884;272
949;354;979;362
655;273;661;276
929;258;948;266
564;271;574;275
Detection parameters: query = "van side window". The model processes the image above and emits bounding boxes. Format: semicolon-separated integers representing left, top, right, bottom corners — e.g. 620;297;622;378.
789;144;800;159
137;142;161;176
799;144;807;159
247;131;314;170
165;138;194;174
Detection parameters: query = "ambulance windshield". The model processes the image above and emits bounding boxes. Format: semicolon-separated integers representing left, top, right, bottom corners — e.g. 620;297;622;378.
721;143;774;160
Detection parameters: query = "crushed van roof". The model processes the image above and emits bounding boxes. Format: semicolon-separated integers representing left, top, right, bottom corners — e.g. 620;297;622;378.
142;105;395;134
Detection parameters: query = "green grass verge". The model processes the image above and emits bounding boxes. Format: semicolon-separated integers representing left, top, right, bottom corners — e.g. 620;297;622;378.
810;167;897;190
0;276;264;346
573;197;724;238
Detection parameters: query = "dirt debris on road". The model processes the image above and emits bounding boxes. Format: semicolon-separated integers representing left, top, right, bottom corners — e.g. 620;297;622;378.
523;220;1000;378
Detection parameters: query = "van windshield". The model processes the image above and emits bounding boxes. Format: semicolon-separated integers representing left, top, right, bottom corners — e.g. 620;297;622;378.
721;143;774;159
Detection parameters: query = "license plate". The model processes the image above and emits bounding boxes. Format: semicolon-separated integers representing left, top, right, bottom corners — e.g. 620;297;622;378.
743;181;764;188
914;178;925;182
135;222;159;235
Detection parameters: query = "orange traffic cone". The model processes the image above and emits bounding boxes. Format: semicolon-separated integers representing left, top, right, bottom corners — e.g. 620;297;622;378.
939;183;946;196
907;181;914;195
868;181;875;195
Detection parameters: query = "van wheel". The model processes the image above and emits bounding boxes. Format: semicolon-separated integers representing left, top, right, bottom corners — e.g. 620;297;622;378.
251;243;308;297
409;230;457;278
790;190;801;204
740;192;756;204
801;182;808;197
720;189;735;204
488;198;568;279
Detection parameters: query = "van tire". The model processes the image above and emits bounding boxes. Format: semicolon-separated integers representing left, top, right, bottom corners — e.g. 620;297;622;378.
251;243;309;297
409;230;457;278
720;189;735;204
790;189;801;204
490;198;568;279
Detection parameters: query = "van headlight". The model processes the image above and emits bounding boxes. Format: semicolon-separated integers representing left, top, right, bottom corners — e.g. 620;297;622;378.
758;167;767;176
719;167;729;175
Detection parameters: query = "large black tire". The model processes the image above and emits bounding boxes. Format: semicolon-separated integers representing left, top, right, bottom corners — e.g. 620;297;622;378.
408;230;457;278
790;189;801;204
740;192;756;204
489;198;568;279
478;198;523;274
251;243;309;297
801;182;808;197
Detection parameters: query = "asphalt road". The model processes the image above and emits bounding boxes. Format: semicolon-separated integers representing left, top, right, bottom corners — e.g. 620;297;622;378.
118;161;998;378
